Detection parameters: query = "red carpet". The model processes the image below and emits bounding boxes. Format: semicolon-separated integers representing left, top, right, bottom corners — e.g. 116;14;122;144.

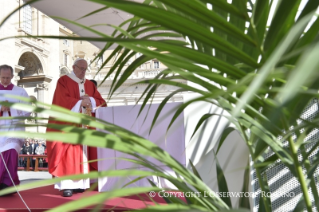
0;185;171;212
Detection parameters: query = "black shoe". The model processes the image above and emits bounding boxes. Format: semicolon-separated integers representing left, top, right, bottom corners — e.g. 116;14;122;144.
0;184;16;196
62;189;73;197
73;189;85;193
0;183;8;190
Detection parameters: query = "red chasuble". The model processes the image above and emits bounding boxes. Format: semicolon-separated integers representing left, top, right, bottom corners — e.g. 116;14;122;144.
47;75;106;177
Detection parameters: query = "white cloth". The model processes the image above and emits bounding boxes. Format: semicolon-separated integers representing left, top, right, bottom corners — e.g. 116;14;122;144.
54;178;90;190
0;86;30;153
96;104;186;192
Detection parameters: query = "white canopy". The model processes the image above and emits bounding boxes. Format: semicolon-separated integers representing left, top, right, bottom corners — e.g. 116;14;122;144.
30;0;142;49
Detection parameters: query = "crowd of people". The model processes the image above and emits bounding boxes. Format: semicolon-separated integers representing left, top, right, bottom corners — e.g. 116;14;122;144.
18;139;47;168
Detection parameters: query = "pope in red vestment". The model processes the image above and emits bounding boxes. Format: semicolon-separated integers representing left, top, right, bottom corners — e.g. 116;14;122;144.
47;58;106;197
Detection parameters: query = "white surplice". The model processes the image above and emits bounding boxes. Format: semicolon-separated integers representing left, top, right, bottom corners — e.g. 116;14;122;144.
0;86;30;154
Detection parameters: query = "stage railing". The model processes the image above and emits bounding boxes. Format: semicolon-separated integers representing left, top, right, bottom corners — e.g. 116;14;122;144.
18;154;48;171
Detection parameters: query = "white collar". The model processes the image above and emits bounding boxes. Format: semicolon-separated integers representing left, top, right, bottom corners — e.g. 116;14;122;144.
67;71;86;84
0;82;12;88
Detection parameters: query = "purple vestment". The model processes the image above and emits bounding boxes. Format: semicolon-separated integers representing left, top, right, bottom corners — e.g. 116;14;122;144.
0;149;19;186
0;83;25;187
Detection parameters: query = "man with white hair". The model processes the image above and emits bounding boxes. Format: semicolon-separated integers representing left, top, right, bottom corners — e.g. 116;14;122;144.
0;64;30;193
47;58;106;197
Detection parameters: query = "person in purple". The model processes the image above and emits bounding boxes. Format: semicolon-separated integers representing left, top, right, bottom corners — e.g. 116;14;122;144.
0;64;30;194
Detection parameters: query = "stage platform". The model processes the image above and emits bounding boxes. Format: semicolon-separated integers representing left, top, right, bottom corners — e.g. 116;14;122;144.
0;185;168;212
0;172;169;212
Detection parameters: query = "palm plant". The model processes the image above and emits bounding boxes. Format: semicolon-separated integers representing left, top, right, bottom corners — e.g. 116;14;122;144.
1;0;319;211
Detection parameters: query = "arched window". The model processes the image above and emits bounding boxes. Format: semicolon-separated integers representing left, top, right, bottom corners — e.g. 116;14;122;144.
18;52;43;77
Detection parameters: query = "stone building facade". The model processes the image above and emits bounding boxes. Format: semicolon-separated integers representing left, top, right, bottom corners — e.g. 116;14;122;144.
0;0;183;132
0;0;59;105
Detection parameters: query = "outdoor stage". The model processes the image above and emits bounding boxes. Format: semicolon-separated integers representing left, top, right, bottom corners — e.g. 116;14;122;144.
0;185;168;212
0;103;186;211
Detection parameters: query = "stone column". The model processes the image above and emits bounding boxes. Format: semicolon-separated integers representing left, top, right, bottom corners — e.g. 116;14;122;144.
13;75;20;86
35;83;48;133
36;83;48;103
